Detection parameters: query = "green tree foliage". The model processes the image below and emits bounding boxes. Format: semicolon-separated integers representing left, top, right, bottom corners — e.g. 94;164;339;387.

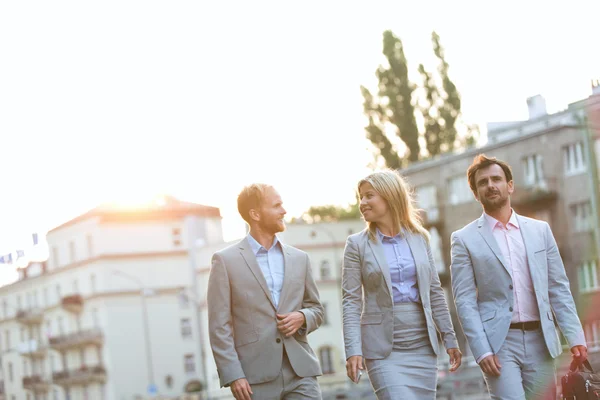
363;30;477;167
299;202;361;223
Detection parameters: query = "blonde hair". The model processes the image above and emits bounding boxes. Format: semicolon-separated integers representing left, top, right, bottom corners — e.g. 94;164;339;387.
237;183;273;224
357;170;429;242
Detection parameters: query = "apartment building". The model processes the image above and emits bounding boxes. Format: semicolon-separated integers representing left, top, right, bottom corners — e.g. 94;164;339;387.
0;196;224;400
403;86;600;368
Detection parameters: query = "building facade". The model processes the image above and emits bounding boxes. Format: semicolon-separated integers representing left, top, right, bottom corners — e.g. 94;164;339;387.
0;196;224;400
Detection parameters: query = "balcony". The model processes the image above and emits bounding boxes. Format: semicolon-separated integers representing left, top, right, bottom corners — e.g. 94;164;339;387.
18;340;49;358
512;178;558;210
61;294;84;313
52;365;107;386
22;375;51;392
49;328;104;351
16;308;44;325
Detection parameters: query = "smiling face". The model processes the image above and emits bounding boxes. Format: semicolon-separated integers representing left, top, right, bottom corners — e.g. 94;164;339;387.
358;182;390;224
253;186;287;234
473;163;514;212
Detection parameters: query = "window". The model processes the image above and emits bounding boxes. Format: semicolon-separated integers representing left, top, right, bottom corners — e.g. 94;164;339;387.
52;246;60;268
319;347;334;374
173;228;182;247
69;241;76;263
43;287;48;307
322;303;328;326
33;291;39;308
181;318;192;338
2;299;7;318
58;317;64;334
320;260;331;280
523;154;544;186
8;362;13;382
92;309;99;327
448;176;472;205
184;354;195;373
178;290;190;308
416;184;439;221
579;260;599;292
56;284;61;302
90;274;97;294
23;359;28;376
572;202;593;233
87;234;94;258
73;280;79;294
563;142;586;175
46;321;52;338
20;327;25;342
17;295;22;310
5;330;10;349
584;320;600;350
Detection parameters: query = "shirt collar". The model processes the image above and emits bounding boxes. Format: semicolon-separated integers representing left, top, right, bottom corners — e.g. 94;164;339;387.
483;209;520;230
247;233;280;255
376;228;403;242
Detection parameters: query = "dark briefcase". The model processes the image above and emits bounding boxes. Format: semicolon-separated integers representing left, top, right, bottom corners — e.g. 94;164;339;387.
562;360;600;399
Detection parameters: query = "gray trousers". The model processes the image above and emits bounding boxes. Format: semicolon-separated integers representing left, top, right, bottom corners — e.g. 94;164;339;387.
483;328;556;400
251;350;322;400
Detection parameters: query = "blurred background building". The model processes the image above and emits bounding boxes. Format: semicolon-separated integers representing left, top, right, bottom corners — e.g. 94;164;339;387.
0;85;598;400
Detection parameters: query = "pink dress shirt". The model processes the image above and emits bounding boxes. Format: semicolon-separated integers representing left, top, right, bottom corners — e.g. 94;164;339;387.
476;211;540;363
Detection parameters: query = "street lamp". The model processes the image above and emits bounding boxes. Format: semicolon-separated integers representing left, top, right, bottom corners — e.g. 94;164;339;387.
184;215;210;400
111;270;156;396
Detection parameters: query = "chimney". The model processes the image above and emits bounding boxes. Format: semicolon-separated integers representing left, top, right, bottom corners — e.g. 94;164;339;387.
526;95;547;120
592;79;600;95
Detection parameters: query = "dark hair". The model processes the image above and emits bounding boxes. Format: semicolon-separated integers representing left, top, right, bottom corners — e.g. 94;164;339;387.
467;154;513;193
237;183;272;224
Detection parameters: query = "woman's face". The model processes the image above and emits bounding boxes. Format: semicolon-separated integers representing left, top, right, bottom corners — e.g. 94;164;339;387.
358;182;390;223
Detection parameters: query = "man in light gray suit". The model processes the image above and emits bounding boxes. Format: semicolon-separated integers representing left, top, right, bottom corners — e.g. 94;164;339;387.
451;154;587;399
207;183;323;400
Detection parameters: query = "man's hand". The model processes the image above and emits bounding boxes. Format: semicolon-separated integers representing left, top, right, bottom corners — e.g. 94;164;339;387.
447;348;462;372
230;378;252;400
571;345;588;367
479;354;502;377
346;355;365;383
276;312;305;337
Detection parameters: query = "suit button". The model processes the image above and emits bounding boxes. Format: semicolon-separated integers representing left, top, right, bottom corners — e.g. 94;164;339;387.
509;285;513;290
276;338;281;343
509;307;513;312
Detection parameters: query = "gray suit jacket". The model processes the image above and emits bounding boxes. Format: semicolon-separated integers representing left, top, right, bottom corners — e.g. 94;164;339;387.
451;213;586;362
342;229;458;360
207;238;324;387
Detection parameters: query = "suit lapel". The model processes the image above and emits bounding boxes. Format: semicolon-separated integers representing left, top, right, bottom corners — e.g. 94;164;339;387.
277;245;293;312
477;214;512;278
238;239;277;310
405;232;428;302
367;234;393;297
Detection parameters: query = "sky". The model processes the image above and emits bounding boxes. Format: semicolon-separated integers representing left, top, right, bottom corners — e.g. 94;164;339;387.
1;0;599;272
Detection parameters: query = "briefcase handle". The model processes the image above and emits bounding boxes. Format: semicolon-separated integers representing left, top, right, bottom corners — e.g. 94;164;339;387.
570;359;594;373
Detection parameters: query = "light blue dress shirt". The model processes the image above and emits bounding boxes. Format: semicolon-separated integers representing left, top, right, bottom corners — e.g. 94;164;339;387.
377;229;420;304
247;234;285;308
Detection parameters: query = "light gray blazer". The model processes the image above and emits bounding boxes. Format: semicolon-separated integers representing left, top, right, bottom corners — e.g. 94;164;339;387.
207;238;324;387
450;213;586;362
342;229;458;360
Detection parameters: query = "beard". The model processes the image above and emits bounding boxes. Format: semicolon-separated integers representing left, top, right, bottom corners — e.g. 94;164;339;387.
259;218;286;235
480;190;509;212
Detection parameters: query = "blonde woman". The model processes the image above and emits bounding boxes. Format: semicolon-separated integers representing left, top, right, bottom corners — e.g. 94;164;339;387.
342;170;461;400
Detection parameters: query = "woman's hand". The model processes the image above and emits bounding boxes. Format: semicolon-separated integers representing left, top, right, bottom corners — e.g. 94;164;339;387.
447;348;462;372
346;355;365;382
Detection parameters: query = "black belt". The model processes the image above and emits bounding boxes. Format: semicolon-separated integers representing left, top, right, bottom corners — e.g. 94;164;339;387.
509;321;541;331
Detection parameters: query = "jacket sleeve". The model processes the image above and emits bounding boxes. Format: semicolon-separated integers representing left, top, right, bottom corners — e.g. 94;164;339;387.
207;253;245;387
426;238;458;350
342;236;363;359
298;253;324;334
